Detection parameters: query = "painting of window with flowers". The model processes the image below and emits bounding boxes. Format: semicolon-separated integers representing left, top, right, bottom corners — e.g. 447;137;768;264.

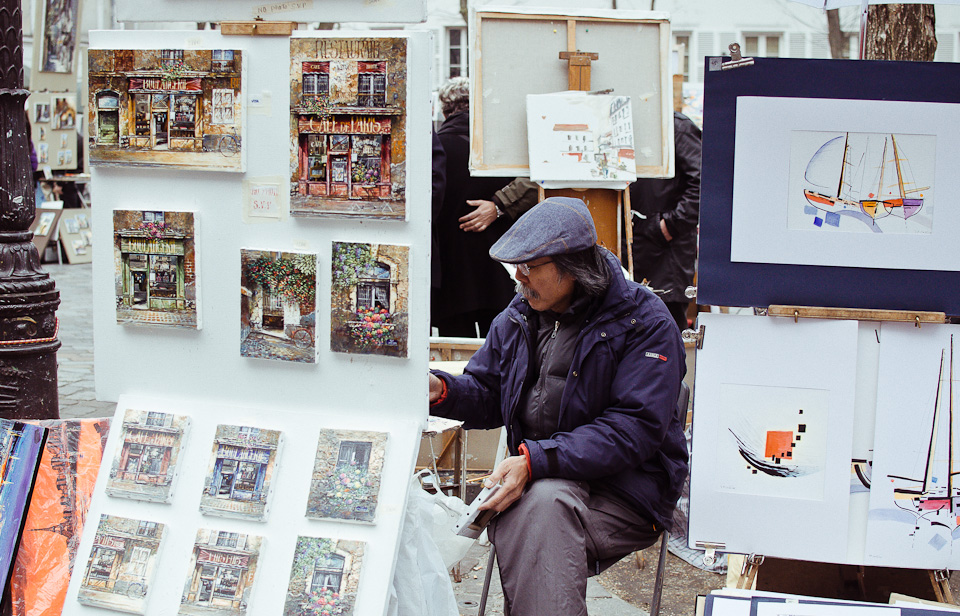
241;250;317;363
283;537;364;616
330;242;408;358
306;429;387;523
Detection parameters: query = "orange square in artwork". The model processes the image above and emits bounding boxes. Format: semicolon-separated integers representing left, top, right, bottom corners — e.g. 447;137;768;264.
765;431;794;458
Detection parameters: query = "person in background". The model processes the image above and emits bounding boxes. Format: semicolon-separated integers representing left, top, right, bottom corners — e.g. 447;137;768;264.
431;77;518;338
627;111;701;333
429;197;687;616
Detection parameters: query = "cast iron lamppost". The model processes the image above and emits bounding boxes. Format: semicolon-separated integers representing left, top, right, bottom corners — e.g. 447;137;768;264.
0;0;61;419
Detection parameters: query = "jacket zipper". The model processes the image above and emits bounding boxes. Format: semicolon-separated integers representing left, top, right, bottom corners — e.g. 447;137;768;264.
507;313;533;452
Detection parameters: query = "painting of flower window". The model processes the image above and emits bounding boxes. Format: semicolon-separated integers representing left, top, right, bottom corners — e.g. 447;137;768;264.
179;529;263;616
88;48;244;172
105;408;191;503
114;210;199;329
283;537;364;616
290;36;408;220
306;429;387;523
330;242;409;358
240;250;317;363
78;515;166;614
199;425;282;522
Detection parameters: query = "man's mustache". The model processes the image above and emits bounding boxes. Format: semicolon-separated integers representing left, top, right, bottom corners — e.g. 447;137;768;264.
516;280;540;300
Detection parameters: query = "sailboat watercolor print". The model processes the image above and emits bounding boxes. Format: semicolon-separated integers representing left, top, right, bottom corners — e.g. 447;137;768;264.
789;130;935;234
866;323;960;569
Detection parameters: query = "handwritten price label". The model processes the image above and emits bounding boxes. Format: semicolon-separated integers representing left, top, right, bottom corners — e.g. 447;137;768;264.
247;183;282;219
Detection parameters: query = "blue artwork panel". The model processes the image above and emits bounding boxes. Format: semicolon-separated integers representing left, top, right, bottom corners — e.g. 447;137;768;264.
0;420;47;590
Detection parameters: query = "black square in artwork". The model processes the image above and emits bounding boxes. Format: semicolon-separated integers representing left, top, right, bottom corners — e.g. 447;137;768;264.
796;435;801;441
752;469;757;474
799;409;804;414
798;424;806;433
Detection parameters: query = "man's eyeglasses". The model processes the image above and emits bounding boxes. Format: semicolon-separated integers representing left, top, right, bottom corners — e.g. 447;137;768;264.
516;260;553;276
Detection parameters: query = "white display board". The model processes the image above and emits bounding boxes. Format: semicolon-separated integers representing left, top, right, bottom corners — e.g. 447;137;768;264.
689;314;960;569
64;395;422;616
114;0;427;23
87;28;433;616
688;313;860;564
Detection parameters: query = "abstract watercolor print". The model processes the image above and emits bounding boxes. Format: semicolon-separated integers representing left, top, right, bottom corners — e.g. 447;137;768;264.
788;130;935;234
717;383;829;500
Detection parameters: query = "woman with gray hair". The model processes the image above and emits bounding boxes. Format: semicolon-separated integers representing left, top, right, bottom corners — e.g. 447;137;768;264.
432;77;516;337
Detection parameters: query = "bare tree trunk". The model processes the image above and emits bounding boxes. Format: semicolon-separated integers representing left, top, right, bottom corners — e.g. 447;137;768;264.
826;9;845;59
864;4;937;61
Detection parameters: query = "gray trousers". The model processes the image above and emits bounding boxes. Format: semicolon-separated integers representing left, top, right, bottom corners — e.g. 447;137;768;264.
487;478;660;616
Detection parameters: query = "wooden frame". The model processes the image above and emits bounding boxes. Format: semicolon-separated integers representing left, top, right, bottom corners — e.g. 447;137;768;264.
30;206;63;256
468;7;674;179
58;207;92;264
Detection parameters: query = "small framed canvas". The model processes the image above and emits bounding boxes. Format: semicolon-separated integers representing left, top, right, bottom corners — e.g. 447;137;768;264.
199;424;283;522
306;429;388;523
77;515;166;614
105;409;191;503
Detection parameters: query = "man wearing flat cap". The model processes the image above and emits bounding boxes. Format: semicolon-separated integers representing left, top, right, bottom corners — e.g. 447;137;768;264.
429;197;688;616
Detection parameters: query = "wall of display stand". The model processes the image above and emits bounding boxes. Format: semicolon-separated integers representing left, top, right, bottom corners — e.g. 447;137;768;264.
77;28;433;616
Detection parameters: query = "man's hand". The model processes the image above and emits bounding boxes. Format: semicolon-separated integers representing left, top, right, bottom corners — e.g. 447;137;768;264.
459;200;498;232
478;455;529;513
659;218;673;242
428;373;444;403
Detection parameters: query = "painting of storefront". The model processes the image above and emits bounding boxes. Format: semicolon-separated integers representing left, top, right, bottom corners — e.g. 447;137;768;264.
200;425;282;522
114;210;198;328
106;409;190;503
88;48;243;172
290;37;407;219
78;515;165;614
240;249;316;363
330;242;409;358
306;429;387;523
179;529;262;616
283;537;364;616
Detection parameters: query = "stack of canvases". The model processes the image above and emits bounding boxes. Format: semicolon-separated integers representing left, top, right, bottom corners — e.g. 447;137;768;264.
69;405;387;616
10;419;111;616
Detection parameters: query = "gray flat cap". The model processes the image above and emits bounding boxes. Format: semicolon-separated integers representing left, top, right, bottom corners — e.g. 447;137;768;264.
489;197;597;263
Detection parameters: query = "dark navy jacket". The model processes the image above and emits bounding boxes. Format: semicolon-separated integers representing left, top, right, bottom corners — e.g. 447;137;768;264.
430;252;689;529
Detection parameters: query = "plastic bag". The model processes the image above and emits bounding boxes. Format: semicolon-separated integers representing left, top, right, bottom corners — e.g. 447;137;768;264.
388;472;462;616
418;472;475;569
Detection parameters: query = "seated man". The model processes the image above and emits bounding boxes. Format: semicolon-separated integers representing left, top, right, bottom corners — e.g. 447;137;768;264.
428;197;688;616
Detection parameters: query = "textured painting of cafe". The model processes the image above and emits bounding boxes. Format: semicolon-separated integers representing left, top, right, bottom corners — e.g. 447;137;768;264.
289;37;408;219
87;48;243;171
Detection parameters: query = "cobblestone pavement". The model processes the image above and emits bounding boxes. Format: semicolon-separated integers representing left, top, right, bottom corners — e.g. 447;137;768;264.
49;263;117;420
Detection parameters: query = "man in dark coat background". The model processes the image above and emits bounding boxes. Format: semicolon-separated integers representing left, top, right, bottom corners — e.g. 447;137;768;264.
431;77;518;337
627;111;702;333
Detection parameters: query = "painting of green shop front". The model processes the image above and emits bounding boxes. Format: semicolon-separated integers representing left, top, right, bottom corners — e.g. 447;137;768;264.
114;210;198;329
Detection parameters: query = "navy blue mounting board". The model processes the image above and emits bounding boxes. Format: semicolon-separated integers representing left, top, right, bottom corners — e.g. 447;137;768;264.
698;56;960;315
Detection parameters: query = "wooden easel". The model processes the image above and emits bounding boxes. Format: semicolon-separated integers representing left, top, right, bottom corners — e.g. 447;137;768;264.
538;50;635;277
718;306;956;605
